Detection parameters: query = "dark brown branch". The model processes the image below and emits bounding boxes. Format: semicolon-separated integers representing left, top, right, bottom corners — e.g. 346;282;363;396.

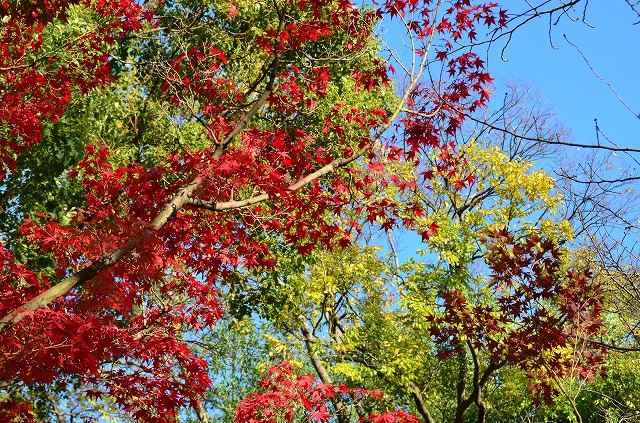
454;350;469;423
624;0;640;22
560;173;640;185
407;381;437;423
587;338;640;352
404;107;640;155
467;342;486;423
494;1;583;60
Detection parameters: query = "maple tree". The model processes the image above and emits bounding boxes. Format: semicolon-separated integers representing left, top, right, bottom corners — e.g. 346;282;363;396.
0;0;512;421
196;81;637;422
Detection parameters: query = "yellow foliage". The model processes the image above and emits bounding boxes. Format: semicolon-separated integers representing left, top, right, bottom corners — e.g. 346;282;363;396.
409;140;573;265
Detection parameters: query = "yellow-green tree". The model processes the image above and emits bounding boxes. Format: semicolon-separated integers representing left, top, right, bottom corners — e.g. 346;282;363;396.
219;139;608;423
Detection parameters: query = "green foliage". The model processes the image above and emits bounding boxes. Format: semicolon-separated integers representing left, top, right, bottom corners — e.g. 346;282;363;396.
3;1;639;422
214;139;626;423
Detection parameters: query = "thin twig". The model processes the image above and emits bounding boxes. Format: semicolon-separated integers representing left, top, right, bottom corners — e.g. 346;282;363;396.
564;34;640;120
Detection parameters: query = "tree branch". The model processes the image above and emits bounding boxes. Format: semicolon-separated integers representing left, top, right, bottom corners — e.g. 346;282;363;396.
564;34;639;120
412;107;640;155
0;46;285;334
587;338;640;352
407;381;437;423
299;320;352;423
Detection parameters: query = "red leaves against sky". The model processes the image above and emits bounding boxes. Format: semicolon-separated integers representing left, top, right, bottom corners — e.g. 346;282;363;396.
429;230;606;403
0;0;516;421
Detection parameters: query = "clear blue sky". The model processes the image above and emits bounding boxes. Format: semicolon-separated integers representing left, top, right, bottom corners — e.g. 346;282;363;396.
487;1;640;151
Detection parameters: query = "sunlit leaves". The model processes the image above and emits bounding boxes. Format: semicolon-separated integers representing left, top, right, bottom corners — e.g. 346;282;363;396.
0;0;511;421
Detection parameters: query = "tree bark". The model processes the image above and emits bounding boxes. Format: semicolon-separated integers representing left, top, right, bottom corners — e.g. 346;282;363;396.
300;319;352;423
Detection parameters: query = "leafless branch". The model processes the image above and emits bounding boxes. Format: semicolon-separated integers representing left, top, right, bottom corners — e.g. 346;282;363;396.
564;34;640;120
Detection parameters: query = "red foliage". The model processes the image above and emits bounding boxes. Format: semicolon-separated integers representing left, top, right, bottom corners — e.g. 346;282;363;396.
235;361;418;423
0;0;507;420
0;0;147;179
0;400;37;423
428;230;606;401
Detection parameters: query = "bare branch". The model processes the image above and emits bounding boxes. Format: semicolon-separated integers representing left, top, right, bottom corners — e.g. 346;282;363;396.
564;34;640;120
587;338;640;352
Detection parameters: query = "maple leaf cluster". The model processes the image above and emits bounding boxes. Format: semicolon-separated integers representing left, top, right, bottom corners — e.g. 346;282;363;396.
345;0;506;238
0;0;150;179
236;361;418;423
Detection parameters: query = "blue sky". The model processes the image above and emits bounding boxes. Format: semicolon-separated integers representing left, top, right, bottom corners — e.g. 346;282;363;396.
375;0;640;259
487;1;639;151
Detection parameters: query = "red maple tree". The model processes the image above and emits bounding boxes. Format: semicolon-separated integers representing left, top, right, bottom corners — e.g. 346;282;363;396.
236;361;419;423
427;230;606;419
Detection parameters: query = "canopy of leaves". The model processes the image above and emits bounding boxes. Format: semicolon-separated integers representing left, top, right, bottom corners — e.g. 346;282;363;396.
3;1;631;423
